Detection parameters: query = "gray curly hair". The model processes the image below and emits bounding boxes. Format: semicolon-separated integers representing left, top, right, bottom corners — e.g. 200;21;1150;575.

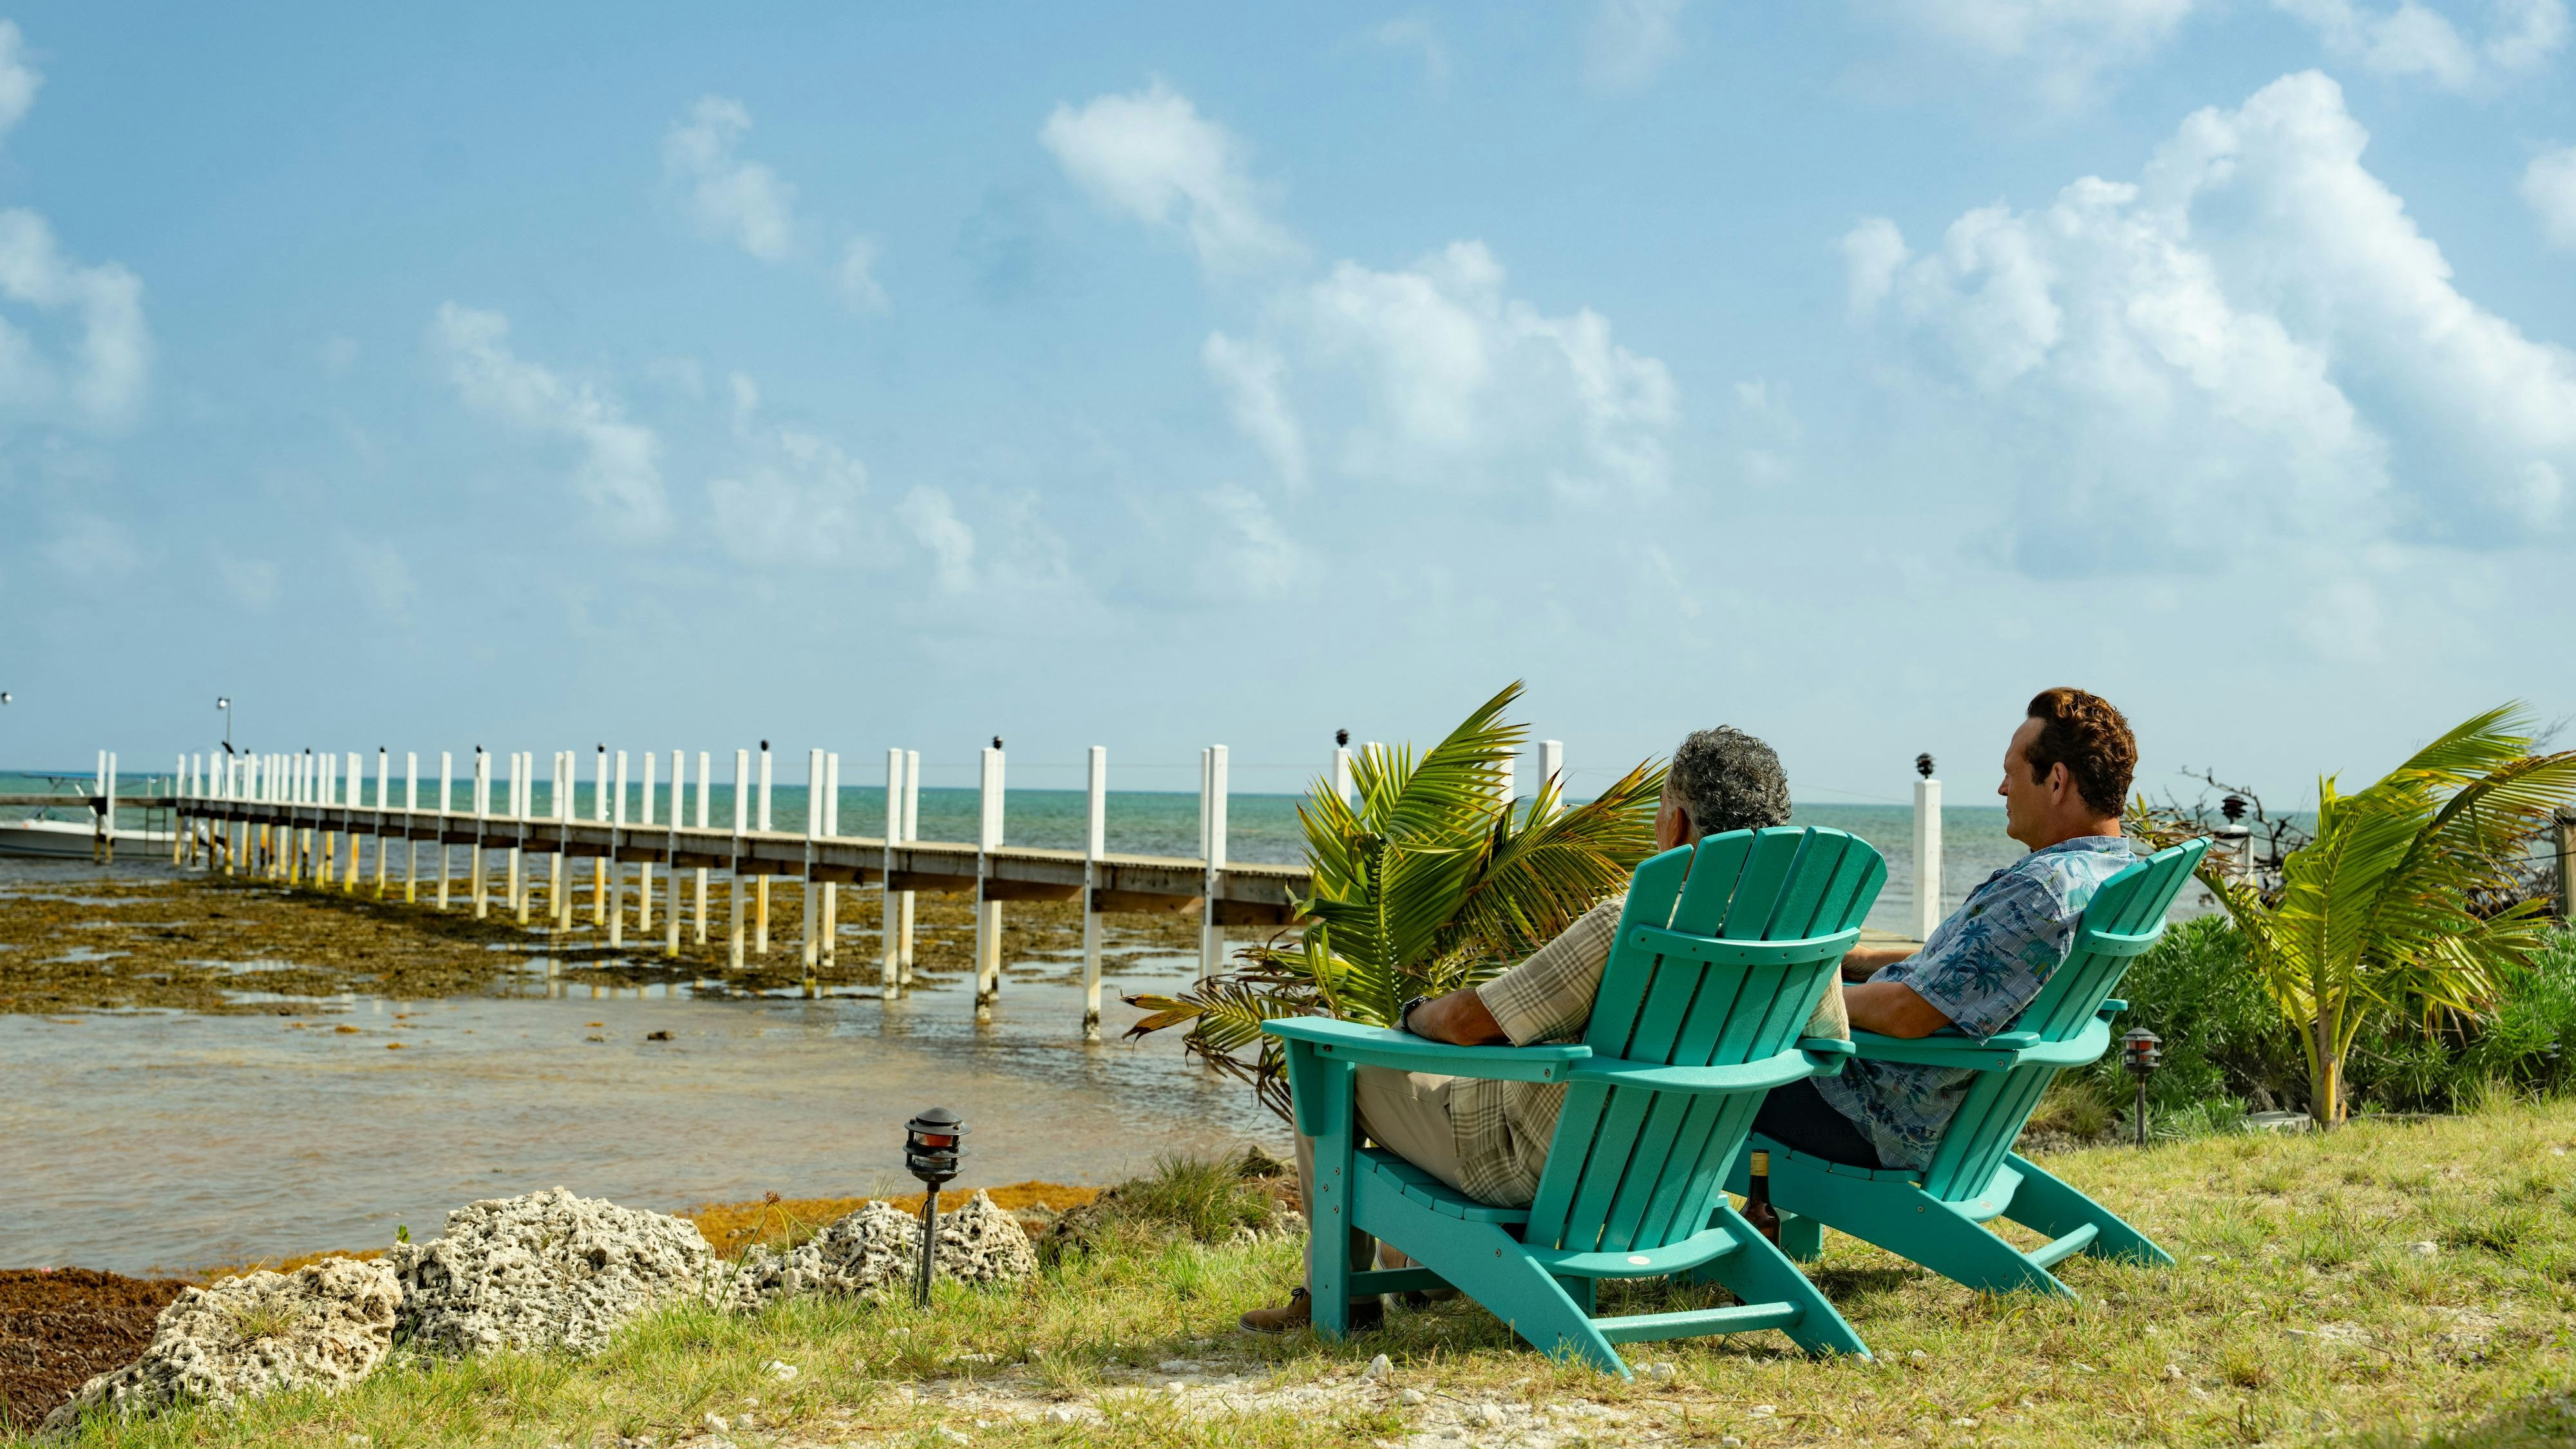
1668;726;1792;837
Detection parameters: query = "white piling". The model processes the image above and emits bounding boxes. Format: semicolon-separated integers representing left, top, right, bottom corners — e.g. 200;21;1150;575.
1333;740;1354;804
638;749;656;935
344;751;364;889
509;752;529;923
802;746;822;981
755;744;773;956
1083;744;1106;1042
551;752;571;932
471;748;491;919
436;752;453;909
820;751;840;975
694;750;710;946
881;747;904;1001
729;748;749;971
404;753;419;901
1200;744;1228;979
1912;771;1944;943
374;748;390;896
899;748;919;987
665;749;685;958
1539;739;1565;820
974;743;1005;1022
609;750;627;948
173;754;189;866
592;745;609;927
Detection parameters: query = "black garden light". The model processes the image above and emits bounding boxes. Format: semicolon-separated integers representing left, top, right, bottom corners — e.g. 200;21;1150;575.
1915;752;1935;779
904;1107;967;1307
2121;1028;2162;1146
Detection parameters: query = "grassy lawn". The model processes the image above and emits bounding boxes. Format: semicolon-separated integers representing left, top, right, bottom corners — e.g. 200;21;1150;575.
21;1097;2576;1448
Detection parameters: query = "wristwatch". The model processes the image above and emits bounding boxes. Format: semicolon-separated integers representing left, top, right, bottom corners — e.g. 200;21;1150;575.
1398;994;1433;1034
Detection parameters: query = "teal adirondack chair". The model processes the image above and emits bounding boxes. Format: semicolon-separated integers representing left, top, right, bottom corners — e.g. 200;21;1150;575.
1732;837;2209;1300
1265;826;1888;1377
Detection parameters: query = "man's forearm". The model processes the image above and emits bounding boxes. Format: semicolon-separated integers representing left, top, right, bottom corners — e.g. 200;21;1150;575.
1844;981;1951;1038
1406;988;1509;1045
1839;945;1915;981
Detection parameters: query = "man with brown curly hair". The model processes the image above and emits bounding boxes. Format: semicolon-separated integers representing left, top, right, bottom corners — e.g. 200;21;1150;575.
1786;687;2142;1171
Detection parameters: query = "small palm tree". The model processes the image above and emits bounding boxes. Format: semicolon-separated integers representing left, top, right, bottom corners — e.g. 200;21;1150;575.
1127;681;1664;1119
2199;705;2576;1128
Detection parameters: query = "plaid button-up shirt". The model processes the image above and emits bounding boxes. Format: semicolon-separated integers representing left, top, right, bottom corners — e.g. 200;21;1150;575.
1450;895;1851;1208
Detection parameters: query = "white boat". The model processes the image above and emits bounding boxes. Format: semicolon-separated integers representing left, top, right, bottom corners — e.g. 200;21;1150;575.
0;814;175;858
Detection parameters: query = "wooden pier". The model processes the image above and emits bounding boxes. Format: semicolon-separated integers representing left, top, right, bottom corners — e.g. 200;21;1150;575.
160;743;1314;1039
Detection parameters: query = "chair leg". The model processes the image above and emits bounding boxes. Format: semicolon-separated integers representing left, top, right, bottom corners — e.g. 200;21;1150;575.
1770;1160;2074;1300
1359;1191;1627;1378
1997;1152;2174;1269
1779;1211;1823;1264
1685;1205;1870;1358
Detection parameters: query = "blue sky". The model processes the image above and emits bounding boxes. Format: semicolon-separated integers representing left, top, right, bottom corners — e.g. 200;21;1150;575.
2;1;2572;808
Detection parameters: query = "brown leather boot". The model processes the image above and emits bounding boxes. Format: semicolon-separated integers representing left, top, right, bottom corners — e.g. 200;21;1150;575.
1236;1287;1383;1335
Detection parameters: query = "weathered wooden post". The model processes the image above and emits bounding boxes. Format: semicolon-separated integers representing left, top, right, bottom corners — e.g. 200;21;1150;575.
1200;744;1228;979
755;743;774;956
664;749;684;958
608;750;627;947
638;750;657;935
589;744;609;927
694;750;712;946
374;748;391;896
92;750;106;864
551;751;571;932
730;747;749;971
1083;744;1106;1042
899;748;920;989
1911;754;1942;943
974;741;1005;1023
1538;739;1564;820
509;752;530;923
173;754;189;866
437;752;453;909
882;746;903;1000
343;752;363;890
2556;806;2575;924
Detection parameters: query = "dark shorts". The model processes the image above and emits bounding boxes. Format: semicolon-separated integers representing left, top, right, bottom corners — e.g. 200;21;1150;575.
1750;1077;1883;1169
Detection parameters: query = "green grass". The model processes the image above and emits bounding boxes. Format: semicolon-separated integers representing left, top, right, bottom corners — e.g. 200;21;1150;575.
22;1099;2576;1448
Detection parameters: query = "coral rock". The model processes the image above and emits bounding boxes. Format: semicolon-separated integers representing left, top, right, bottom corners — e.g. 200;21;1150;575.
934;1190;1038;1287
41;1257;398;1431
725;1192;1035;1309
386;1187;710;1356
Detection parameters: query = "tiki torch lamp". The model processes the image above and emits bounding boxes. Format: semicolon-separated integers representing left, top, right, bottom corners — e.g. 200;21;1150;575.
904;1107;967;1308
2121;1028;2162;1146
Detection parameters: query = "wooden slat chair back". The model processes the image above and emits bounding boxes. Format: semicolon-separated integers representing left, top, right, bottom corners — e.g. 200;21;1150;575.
1745;838;2208;1299
1267;826;1886;1377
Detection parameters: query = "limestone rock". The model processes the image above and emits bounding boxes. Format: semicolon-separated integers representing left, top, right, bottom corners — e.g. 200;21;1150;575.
386;1187;711;1356
725;1192;1034;1309
933;1190;1037;1287
719;1200;918;1311
41;1257;398;1431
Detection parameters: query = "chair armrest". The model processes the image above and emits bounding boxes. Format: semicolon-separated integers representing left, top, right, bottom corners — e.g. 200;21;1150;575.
2097;998;2128;1018
1262;1018;1592;1083
1848;1017;2111;1072
1799;1036;1856;1077
1565;1051;1815;1093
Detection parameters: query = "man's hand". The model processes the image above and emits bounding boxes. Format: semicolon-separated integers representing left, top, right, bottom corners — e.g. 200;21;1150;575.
1839;944;1916;982
1844;981;1951;1038
1405;989;1510;1046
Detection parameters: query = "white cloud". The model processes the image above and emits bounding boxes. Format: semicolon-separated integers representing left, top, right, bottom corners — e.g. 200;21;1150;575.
1197;485;1307;598
1732;379;1803;487
430;302;669;538
2524;144;2576;247
0;21;39;148
1202;332;1305;488
1584;0;1689;92
2275;0;2566;89
898;486;976;592
43;513;137;584
1859;0;2201;109
663;95;798;263
1293;242;1678;500
0;209;151;428
1039;80;1302;274
1370;17;1452;93
835;238;888;311
1844;70;2576;581
706;372;869;564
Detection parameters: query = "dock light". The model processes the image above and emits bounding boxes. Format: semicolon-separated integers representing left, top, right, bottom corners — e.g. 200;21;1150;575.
904;1107;967;1308
990;735;1003;750
216;696;231;748
1336;728;1349;747
1915;752;1935;779
1;691;12;705
2121;1028;2162;1146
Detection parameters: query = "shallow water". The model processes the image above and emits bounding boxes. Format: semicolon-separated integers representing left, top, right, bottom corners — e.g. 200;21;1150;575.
1;965;1289;1276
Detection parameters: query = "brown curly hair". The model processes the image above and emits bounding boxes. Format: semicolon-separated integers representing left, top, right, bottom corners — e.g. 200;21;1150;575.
2023;687;2137;818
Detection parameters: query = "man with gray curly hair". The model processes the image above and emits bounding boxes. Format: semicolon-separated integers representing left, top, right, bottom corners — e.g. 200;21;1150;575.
1245;722;1849;1335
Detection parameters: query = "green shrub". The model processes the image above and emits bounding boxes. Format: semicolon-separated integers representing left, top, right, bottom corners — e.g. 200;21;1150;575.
2090;914;2305;1113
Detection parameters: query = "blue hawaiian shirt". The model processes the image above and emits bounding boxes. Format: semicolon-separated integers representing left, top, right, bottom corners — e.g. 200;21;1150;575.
1812;836;2137;1171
